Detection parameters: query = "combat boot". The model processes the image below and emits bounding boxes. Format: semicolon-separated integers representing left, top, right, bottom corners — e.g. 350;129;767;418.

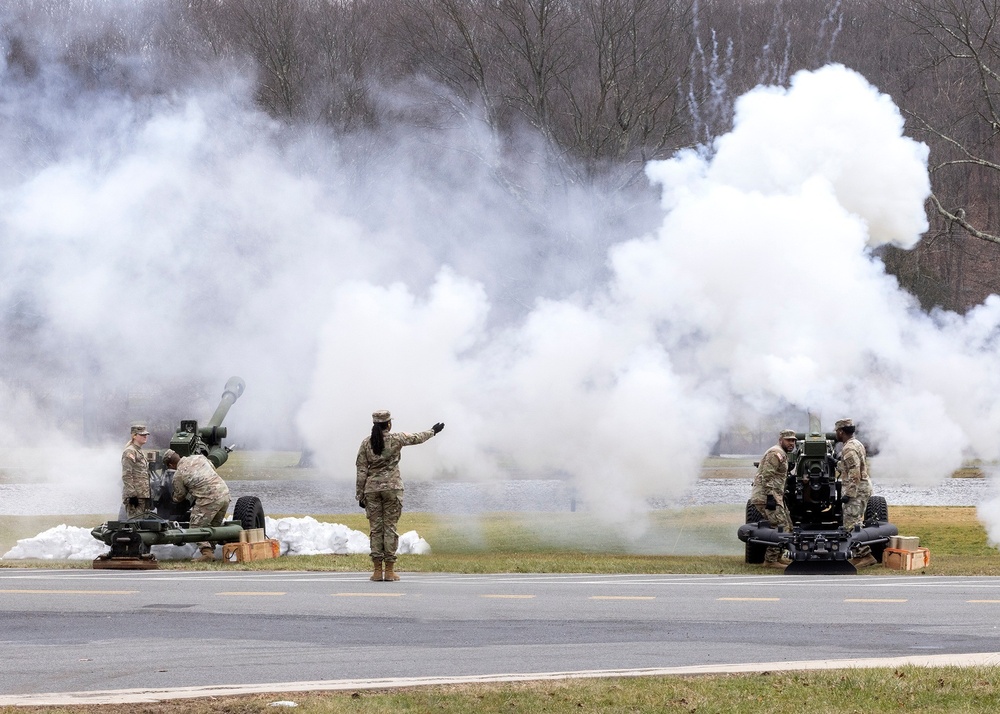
370;558;383;582
383;561;400;581
194;546;215;562
763;561;788;570
850;554;877;569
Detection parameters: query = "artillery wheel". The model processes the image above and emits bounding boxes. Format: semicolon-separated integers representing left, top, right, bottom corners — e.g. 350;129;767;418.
864;496;890;562
864;495;888;525
744;500;768;564
234;496;266;535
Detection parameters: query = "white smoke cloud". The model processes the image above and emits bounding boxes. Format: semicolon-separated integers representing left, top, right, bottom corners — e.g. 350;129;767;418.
0;7;650;489
299;63;1000;537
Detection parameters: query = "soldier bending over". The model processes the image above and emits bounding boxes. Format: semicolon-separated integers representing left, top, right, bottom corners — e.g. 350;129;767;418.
163;449;231;562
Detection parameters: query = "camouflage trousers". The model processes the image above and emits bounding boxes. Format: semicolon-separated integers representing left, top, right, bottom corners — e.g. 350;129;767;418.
123;498;153;520
189;497;230;551
843;479;873;558
753;500;792;563
365;489;403;563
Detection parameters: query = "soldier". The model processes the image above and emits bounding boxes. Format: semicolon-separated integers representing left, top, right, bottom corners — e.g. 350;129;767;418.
835;418;876;568
122;424;152;519
163;449;230;562
750;429;797;569
356;410;444;582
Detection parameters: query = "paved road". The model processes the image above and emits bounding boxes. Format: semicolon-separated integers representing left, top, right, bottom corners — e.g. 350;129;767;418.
2;569;1000;700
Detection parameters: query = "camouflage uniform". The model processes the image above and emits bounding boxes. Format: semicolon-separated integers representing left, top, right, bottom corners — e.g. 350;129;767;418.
356;427;436;562
122;440;151;520
750;443;793;563
172;454;231;552
837;435;872;558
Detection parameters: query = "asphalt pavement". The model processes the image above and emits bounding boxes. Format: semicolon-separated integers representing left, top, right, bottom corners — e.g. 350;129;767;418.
2;569;1000;703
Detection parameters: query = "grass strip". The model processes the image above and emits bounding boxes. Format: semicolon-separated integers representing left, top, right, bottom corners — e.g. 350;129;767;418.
1;506;997;574
2;667;998;713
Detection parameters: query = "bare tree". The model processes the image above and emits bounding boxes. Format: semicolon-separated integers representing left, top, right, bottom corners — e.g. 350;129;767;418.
900;0;1000;245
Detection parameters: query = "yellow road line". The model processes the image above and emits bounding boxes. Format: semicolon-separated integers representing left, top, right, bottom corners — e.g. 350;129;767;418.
333;593;404;597
717;597;780;602
480;594;536;599
844;598;908;603
215;592;286;596
0;589;138;595
590;596;656;601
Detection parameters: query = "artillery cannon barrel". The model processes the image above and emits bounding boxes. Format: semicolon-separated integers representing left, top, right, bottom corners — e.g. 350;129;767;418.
207;376;245;429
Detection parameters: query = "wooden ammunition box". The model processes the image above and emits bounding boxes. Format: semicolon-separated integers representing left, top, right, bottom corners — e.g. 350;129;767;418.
883;547;930;570
889;535;920;551
222;538;281;563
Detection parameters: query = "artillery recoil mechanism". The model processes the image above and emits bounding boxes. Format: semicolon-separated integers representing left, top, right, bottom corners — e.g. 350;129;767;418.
92;377;267;570
737;426;897;575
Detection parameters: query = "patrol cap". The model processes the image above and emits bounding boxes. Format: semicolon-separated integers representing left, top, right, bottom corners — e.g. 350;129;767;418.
779;429;797;439
162;449;179;464
372;410;391;423
834;418;854;430
130;424;150;436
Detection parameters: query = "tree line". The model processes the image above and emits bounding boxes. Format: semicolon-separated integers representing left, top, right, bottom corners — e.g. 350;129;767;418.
6;0;1000;311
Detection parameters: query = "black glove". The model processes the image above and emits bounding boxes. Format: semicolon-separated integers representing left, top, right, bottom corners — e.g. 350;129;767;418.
358;497;366;509
432;422;445;434
127;496;139;507
840;495;852;504
765;494;777;510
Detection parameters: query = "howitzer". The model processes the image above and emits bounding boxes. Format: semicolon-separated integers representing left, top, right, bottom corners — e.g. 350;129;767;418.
93;377;266;569
737;426;897;575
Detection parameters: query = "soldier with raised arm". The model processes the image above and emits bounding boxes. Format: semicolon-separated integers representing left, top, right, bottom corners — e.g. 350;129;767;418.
835;418;876;568
356;410;444;582
121;424;152;519
750;429;797;569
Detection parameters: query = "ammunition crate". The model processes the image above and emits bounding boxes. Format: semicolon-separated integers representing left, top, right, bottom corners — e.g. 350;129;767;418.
222;539;281;563
883;547;930;570
889;535;920;551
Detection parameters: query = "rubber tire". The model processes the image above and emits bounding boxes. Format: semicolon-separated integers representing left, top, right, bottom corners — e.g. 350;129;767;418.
745;500;769;564
864;495;888;525
233;496;266;535
864;495;889;562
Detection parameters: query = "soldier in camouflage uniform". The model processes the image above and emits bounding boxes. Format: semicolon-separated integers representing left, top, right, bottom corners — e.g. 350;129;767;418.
122;424;152;519
356;410;444;582
835;418;876;568
750;429;798;569
163;449;231;562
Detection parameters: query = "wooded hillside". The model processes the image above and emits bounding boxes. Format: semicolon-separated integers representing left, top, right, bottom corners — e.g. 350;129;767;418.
6;0;998;311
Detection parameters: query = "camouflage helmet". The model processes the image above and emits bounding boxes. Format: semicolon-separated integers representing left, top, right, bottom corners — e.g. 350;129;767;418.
372;410;391;424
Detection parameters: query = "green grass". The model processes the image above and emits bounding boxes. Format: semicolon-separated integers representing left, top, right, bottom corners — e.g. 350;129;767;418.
2;667;998;713
2;505;997;574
